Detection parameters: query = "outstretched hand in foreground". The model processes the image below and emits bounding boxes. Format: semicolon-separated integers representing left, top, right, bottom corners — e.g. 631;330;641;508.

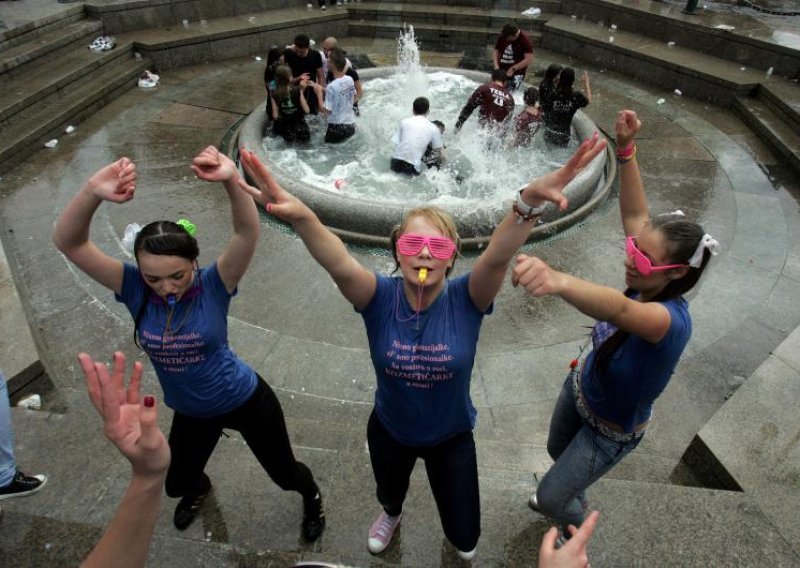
237;148;312;225
520;132;607;210
538;510;600;568
78;351;169;568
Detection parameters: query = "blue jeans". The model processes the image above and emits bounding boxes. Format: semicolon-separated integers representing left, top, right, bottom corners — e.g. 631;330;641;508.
0;372;17;487
536;372;642;532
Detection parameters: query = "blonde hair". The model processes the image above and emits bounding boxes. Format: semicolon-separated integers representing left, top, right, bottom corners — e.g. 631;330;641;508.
389;206;461;276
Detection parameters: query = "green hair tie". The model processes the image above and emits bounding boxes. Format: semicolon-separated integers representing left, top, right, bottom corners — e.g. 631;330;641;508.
176;219;197;236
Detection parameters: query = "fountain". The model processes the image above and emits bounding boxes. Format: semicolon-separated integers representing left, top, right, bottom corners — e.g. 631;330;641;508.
238;28;614;248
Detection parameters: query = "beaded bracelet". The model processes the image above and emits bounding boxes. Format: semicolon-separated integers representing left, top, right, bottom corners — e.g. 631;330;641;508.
617;144;637;164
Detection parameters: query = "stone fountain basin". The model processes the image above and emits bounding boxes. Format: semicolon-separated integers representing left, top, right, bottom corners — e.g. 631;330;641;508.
238;67;615;249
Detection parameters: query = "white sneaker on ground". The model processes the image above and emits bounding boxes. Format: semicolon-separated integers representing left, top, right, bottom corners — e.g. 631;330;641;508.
367;510;401;554
457;547;476;561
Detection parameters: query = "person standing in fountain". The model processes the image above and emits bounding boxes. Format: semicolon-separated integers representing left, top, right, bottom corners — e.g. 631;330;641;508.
538;63;562;117
543;68;592;147
517;110;718;541
323;47;357;143
390;97;444;176
454;69;515;134
322;37;363;115
283;34;325;114
493;22;534;92
236;134;607;561
52;146;326;541
509;87;543;148
271;66;323;145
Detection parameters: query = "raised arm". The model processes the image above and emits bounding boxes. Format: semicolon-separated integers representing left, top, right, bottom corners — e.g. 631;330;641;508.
468;134;607;312
191;146;259;293
78;352;170;568
512;255;671;343
238;149;376;310
581;71;592;104
52;158;137;294
616;110;648;236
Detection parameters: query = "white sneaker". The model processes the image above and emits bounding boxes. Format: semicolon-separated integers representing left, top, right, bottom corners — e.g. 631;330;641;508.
367;510;401;554
457;547;476;561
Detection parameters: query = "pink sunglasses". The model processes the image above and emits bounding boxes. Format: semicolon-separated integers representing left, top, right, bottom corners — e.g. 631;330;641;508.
396;233;456;260
625;236;686;276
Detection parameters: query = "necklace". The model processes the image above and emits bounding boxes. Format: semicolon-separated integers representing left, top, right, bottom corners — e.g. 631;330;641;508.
161;295;198;346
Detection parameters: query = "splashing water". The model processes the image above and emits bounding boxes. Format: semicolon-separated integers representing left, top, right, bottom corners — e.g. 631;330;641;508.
262;26;577;208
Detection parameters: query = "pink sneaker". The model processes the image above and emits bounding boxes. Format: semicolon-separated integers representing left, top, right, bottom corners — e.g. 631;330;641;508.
367;510;401;554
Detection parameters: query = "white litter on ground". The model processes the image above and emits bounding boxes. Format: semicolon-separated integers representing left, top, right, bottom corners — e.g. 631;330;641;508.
44;139;58;148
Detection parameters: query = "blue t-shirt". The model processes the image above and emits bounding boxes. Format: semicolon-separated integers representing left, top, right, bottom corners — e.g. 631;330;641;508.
580;297;691;432
116;262;257;418
359;273;491;446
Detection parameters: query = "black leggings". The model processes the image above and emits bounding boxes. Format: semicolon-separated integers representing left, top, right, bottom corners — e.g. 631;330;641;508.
367;410;481;552
165;377;317;500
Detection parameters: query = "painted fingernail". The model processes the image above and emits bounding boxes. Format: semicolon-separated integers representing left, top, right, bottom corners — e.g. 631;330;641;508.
266;203;272;213
144;395;155;408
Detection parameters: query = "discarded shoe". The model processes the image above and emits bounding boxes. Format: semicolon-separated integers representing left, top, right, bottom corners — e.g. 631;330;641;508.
89;36;116;53
138;70;160;89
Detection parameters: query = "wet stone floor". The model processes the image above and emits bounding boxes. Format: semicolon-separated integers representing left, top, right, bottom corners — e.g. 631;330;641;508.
0;42;799;566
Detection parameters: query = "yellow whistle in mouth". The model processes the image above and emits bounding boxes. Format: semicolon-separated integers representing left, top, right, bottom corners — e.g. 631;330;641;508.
418;268;428;284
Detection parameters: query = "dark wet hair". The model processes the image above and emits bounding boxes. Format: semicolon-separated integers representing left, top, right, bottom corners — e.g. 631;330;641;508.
542;63;563;86
592;216;712;376
523;86;540;106
431;120;445;132
294;34;310;49
132;221;199;348
501;22;519;38
328;47;347;74
491;68;508;83
264;46;283;87
557;67;575;94
413;97;430;115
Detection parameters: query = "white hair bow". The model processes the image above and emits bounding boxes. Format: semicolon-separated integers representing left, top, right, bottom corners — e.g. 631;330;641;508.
688;233;720;268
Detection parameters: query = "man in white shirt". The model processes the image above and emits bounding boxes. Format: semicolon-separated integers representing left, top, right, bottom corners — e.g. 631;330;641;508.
324;48;357;143
390;97;444;176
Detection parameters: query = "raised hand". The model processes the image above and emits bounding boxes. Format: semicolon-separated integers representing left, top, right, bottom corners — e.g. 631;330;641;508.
511;254;567;296
538;510;599;568
78;352;170;479
237;148;312;225
615;110;641;149
191;145;238;183
520;133;607;210
86;158;137;203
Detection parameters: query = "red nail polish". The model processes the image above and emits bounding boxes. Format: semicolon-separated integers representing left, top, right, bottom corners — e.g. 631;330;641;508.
266;203;272;213
144;395;155;408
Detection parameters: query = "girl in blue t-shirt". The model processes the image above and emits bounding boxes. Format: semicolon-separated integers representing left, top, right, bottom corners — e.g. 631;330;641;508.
236;136;607;560
513;110;719;538
52;146;325;541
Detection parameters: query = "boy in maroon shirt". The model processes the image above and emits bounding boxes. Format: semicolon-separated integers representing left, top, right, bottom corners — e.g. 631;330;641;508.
454;69;515;133
493;22;534;92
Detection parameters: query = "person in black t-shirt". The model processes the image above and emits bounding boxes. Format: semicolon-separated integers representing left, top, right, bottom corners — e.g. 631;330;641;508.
283;34;325;115
270;65;321;144
539;63;563;117
543;68;592;147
